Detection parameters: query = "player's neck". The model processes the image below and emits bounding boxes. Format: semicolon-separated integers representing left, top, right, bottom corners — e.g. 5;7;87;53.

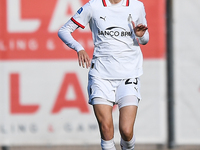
109;0;122;4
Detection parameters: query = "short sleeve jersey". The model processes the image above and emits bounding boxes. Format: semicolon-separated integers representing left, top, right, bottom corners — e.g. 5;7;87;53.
71;0;148;79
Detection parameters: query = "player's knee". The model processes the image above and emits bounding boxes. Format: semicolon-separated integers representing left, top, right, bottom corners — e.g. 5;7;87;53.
100;121;113;132
120;127;133;141
100;122;114;140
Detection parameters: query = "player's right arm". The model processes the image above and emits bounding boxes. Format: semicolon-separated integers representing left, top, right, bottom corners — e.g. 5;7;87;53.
58;2;92;68
58;19;84;52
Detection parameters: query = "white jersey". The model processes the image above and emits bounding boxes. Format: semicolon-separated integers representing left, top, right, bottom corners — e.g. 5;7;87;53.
59;0;149;79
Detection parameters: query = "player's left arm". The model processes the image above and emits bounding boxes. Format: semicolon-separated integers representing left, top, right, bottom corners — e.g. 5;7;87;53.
132;3;149;45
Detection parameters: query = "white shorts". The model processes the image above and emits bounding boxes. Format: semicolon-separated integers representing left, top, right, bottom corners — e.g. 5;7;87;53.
87;75;141;108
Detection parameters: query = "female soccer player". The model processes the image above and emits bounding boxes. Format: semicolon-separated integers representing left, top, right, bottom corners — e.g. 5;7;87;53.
58;0;149;149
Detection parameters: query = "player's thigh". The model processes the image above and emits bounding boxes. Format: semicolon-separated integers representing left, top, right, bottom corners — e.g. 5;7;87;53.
93;103;113;126
119;105;137;128
119;101;138;139
93;103;114;139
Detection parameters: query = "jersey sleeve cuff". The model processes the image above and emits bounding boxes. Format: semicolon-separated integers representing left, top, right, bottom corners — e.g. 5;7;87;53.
75;45;84;52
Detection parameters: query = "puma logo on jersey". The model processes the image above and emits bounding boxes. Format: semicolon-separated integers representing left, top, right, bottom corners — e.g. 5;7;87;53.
100;16;106;21
134;87;138;92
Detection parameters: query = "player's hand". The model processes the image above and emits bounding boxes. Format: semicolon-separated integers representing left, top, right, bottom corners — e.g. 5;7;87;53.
77;50;91;68
132;21;148;37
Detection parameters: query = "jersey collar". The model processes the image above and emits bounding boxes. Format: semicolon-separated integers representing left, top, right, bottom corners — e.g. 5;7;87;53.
102;0;129;7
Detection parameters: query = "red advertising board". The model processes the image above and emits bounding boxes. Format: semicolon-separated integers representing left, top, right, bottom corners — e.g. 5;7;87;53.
0;0;165;60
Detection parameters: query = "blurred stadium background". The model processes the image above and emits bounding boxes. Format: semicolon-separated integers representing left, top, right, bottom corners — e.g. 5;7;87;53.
0;0;199;150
